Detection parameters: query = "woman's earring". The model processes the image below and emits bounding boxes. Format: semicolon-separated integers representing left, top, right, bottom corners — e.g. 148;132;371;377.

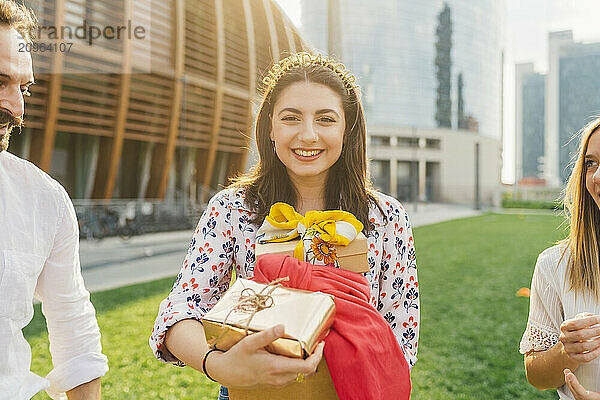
271;141;276;152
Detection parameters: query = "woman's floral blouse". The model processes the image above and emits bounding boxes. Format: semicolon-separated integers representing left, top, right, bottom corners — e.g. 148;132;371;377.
149;188;420;368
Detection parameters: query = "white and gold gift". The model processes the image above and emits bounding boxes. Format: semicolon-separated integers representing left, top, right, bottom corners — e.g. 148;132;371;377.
254;203;369;273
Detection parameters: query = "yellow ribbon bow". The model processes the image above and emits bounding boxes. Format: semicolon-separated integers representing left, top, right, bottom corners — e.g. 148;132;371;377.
256;203;364;265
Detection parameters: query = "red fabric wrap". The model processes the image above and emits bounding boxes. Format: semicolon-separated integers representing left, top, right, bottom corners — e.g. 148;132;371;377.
253;253;411;400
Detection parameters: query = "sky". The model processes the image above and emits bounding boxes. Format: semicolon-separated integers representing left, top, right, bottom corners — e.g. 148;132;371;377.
275;0;600;184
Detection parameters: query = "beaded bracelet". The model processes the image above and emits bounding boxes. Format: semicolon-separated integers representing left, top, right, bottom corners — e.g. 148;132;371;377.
202;348;223;382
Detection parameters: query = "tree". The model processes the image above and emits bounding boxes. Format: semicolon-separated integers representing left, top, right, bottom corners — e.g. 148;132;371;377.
457;72;467;129
435;3;452;128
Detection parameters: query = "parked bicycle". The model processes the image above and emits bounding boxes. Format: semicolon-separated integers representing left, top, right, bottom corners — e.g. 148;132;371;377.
118;214;145;240
78;206;120;241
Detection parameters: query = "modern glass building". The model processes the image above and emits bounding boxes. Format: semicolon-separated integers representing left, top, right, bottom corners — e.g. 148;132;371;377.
300;0;504;139
299;0;504;205
10;0;306;203
515;63;545;181
544;31;600;186
558;49;600;183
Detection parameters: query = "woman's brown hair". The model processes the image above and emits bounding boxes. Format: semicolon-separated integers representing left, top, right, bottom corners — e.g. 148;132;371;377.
230;54;385;232
560;117;600;299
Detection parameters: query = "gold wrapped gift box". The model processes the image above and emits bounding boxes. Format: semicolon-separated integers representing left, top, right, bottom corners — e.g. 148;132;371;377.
203;278;340;400
203;279;335;358
229;358;339;400
254;232;369;274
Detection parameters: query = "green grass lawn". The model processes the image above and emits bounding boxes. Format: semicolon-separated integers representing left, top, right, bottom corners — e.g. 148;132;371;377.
27;278;220;400
410;213;566;400
26;213;566;399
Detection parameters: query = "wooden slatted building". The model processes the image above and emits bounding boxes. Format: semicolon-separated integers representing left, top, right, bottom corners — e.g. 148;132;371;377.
11;0;307;201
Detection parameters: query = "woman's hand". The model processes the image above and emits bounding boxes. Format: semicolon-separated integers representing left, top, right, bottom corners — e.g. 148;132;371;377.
565;369;600;399
206;324;325;388
559;313;600;365
524;313;600;390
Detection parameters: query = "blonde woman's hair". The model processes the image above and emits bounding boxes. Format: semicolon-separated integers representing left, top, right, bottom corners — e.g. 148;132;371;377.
0;0;37;43
560;117;600;299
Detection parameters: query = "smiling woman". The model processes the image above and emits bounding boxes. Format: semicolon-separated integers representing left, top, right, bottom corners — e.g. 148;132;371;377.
149;52;419;400
584;132;600;209
230;53;379;231
269;82;345;212
521;117;600;399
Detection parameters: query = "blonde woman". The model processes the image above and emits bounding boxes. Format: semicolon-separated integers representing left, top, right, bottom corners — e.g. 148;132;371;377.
521;117;600;399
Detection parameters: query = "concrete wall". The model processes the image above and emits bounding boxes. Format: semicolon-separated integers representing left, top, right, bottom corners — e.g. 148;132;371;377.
367;126;502;206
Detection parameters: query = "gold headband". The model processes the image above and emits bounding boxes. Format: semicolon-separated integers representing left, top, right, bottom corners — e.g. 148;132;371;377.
262;52;360;97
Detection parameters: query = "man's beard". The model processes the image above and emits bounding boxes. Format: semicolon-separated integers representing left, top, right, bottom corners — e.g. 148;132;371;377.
0;109;24;153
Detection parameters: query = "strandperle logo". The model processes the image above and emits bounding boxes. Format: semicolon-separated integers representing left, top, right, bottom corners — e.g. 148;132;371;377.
32;19;147;46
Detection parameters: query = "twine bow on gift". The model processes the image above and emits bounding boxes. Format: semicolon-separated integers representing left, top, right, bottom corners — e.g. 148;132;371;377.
255;203;364;267
220;277;290;337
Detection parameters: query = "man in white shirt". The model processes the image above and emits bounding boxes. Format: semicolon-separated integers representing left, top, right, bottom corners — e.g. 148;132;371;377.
0;1;108;399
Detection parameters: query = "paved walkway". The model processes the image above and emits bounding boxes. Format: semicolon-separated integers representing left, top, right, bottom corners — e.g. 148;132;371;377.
81;230;194;292
404;202;483;227
81;203;485;292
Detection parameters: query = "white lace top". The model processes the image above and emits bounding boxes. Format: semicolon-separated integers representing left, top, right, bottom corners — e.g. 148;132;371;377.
520;244;600;399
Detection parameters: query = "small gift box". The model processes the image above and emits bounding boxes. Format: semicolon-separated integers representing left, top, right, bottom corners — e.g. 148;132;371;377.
255;232;368;273
255;203;369;273
202;278;335;359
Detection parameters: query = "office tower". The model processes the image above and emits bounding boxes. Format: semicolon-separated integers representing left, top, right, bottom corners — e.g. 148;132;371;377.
545;30;600;186
515;63;545;182
300;0;504;139
298;0;504;205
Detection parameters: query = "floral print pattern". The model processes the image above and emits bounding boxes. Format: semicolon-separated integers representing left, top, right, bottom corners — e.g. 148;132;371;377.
150;188;419;368
309;235;337;265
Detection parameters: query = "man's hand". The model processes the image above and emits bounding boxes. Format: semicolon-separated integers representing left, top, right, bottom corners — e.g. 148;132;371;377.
66;377;101;400
565;369;600;400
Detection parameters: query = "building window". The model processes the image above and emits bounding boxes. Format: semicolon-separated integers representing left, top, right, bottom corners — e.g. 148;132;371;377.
397;161;418;202
370;136;390;146
426;138;441;149
397;137;419;148
370;160;390;194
